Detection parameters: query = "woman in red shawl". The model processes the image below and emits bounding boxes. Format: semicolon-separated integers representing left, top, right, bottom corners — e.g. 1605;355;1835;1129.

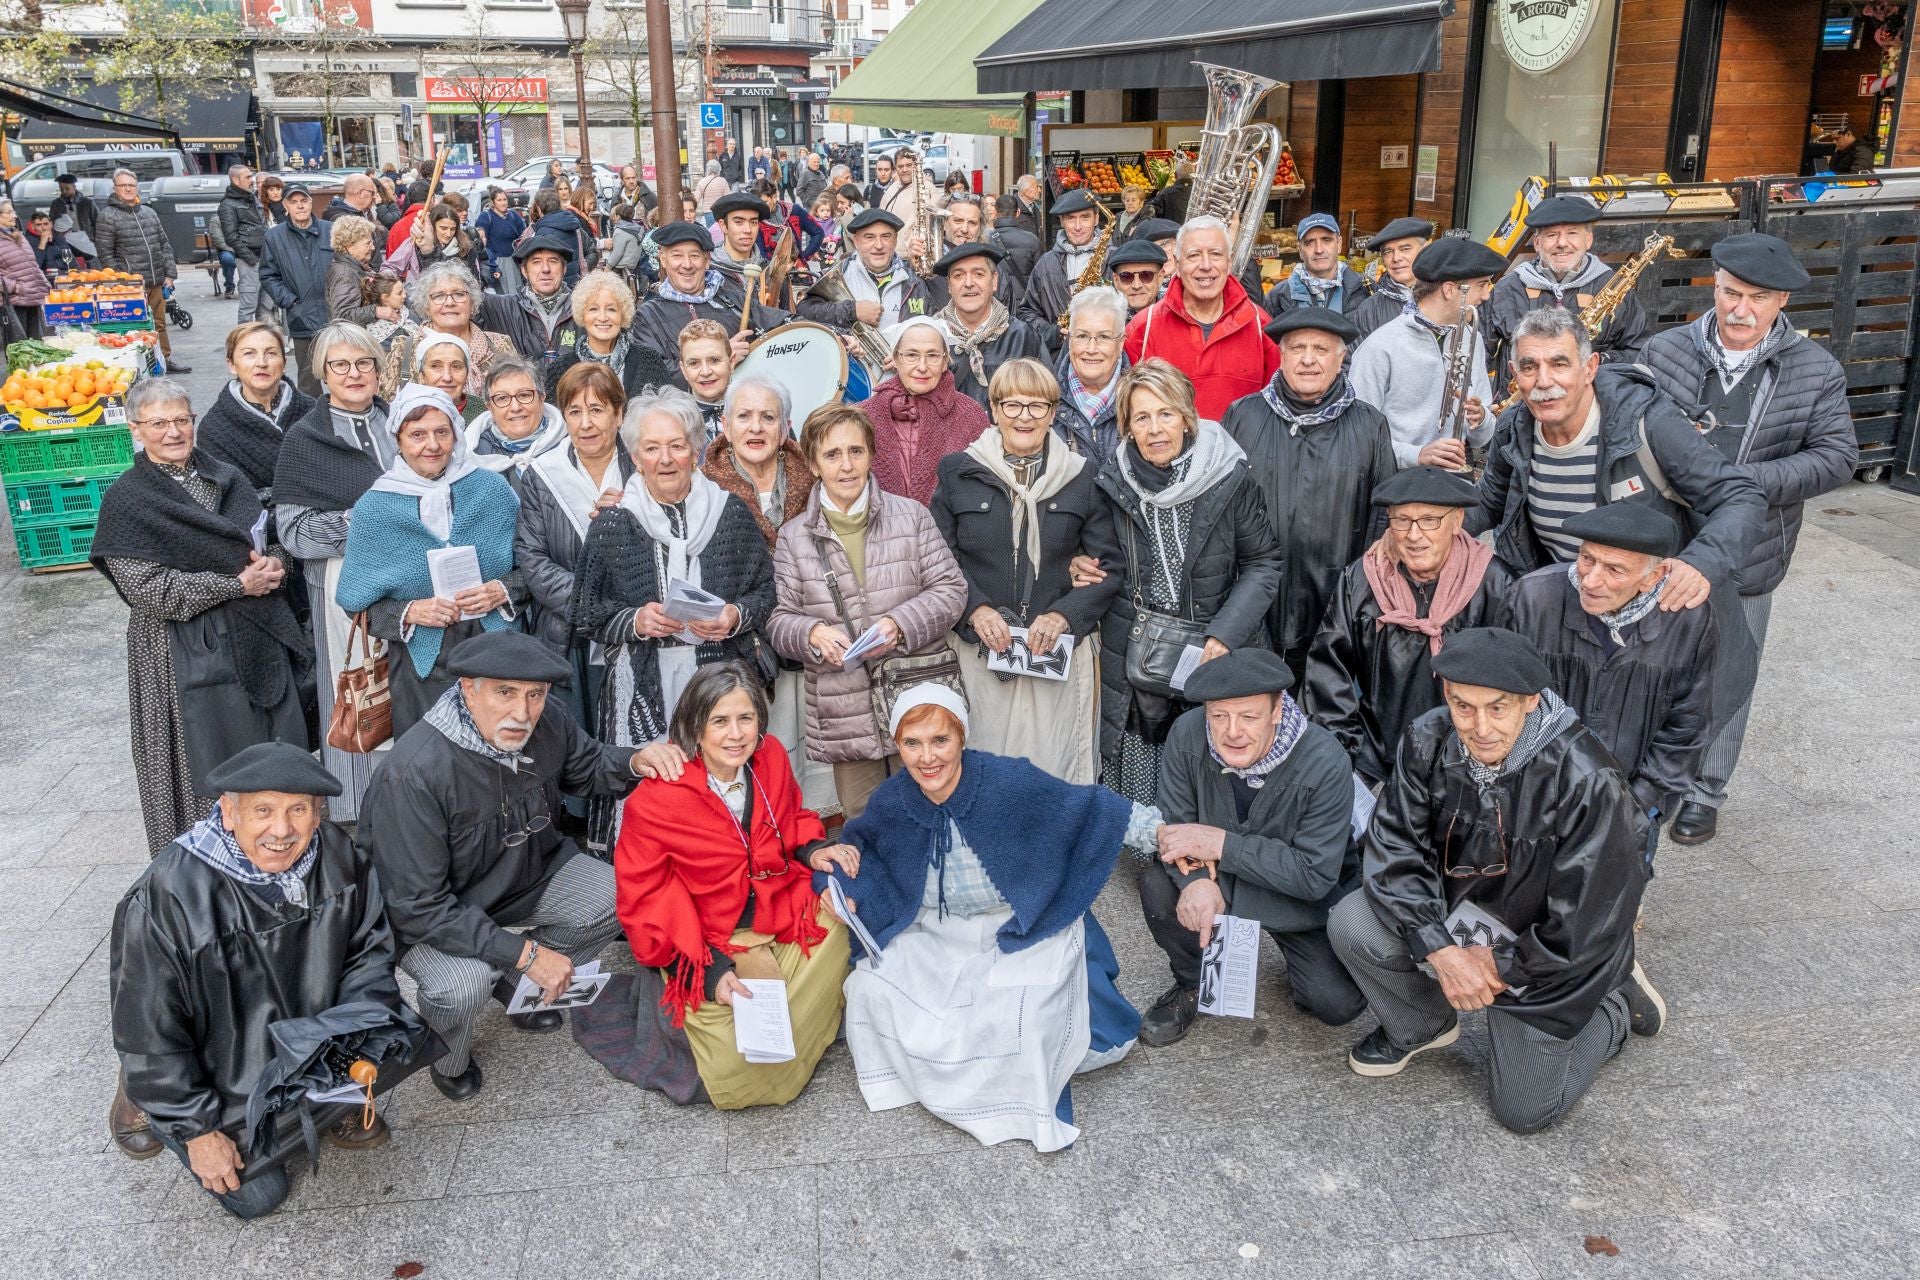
856;316;990;505
610;660;854;1108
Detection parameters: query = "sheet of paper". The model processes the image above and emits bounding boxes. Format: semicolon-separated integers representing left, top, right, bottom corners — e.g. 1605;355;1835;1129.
507;964;612;1014
664;576;729;623
826;877;882;967
1438;901;1526;996
984;627;1073;682
305;1080;367;1104
1169;643;1207;694
731;978;797;1063
248;510;269;556
1350;772;1378;843
1197;914;1260;1018
426;545;486;620
839;622;890;668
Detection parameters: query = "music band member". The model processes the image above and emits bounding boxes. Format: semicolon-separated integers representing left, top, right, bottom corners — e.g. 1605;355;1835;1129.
1105;238;1168;318
925;194;1019;310
1265;213;1370;319
629;221;789;364
932;242;1049;409
1017;188;1105;352
1485;195;1649;373
707;190;796;312
1352;217;1433;339
1349;235;1501;471
1639;232;1857;845
797;208;931;336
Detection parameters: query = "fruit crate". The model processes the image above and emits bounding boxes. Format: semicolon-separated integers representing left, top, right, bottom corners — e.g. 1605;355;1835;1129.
0;419;135;484
1045;149;1084;200
6;473;116;527
12;515;97;572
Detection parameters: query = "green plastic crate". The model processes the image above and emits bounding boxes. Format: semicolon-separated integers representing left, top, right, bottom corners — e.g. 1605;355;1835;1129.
7;473;113;526
13;516;96;571
0;422;134;484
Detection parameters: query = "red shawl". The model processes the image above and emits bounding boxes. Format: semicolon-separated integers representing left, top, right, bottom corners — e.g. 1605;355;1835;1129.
1361;528;1495;655
614;734;829;1025
857;371;990;506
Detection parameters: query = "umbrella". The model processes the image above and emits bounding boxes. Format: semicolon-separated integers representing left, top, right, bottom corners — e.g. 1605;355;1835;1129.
242;1000;441;1170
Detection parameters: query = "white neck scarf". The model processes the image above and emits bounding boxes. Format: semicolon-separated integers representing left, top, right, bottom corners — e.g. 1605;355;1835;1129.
466;403;568;473
843;255;912;326
530;443;617;540
961;427;1083;570
618;466;728;587
1118;417;1246;509
369;382;478;541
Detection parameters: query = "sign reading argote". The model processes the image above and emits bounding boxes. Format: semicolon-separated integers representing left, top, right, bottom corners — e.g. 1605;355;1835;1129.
1499;0;1599;75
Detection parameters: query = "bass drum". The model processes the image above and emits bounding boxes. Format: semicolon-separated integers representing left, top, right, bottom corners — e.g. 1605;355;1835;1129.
733;321;857;426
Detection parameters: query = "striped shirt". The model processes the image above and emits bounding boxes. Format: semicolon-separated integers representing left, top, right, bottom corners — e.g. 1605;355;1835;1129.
1527;400;1602;562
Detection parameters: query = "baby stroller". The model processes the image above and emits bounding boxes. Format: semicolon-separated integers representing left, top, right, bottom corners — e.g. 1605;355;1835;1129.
162;282;193;331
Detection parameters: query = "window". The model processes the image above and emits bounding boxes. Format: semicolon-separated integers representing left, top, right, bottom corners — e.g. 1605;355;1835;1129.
19;161;58;183
391;72;418;97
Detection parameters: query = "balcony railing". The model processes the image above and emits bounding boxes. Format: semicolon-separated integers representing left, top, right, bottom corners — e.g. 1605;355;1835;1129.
680;3;831;49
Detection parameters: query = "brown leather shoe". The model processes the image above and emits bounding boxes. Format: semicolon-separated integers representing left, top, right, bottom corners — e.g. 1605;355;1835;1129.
325;1112;391;1152
109;1076;163;1160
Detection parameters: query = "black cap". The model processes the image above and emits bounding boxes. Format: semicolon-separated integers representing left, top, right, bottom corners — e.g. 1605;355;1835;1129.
1709;232;1810;292
650;220;713;251
1264;306;1360;344
447;631;573;683
1372;464;1479;509
1132;218;1180;244
931;241;1005;275
1105;238;1167;269
1368;217;1434;251
513;230;576;263
846;207;903;233
1430;627;1550;695
1413;235;1508;283
710;192;767;222
205;742;343;798
283;183;312;199
1525;195;1603;229
1560;503;1681;559
1050;189;1097;216
1182;648;1294;702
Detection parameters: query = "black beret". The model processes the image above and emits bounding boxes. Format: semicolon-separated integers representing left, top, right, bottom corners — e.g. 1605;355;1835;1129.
1050;188;1097;216
1525;195;1603;228
710;192;767;222
1132;218;1181;244
1368;217;1434;251
846;207;903;233
447;631;573;683
931;241;1005;275
1413;235;1508;283
1372;464;1479;508
1431;627;1550;696
1560;503;1681;559
1104;238;1167;269
513;230;577;262
1181;647;1295;702
206;742;342;798
1709;233;1810;292
1264;306;1360;344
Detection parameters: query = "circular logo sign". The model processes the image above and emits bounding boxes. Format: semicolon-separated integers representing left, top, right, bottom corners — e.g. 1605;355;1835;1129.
1500;0;1599;75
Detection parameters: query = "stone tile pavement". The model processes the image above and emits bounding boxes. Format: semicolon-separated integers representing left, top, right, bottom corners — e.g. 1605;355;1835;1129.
1;274;1916;1277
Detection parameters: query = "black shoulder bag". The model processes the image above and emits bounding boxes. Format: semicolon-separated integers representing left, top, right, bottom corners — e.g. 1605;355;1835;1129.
1122;514;1210;699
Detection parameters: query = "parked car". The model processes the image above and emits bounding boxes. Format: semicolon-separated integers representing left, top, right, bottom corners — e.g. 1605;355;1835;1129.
447;156;622;212
7;149;194;207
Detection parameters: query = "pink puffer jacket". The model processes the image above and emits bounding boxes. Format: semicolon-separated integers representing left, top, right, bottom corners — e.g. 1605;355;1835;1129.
768;479;967;762
0;231;50;307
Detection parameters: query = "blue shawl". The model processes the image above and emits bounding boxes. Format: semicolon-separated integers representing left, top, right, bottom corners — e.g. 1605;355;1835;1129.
828;750;1131;959
335;469;521;677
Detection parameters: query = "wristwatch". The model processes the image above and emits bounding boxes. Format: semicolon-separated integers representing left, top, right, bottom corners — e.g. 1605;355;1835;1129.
518;940;540;973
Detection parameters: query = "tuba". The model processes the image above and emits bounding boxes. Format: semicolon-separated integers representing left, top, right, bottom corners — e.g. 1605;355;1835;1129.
1189;61;1286;276
802;269;894;378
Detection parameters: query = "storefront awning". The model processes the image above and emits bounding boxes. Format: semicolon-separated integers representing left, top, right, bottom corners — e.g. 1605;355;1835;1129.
16;80;253;150
0;78;179;145
828;0;1036;137
975;0;1454;93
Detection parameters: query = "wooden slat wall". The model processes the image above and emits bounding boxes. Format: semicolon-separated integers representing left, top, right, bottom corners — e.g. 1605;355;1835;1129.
1601;0;1684;175
1338;74;1419;239
1705;0;1822;179
1412;4;1473;227
1894;39;1920;164
1289;79;1320;203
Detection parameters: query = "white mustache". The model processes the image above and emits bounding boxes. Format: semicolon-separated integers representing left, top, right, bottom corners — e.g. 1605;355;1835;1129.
1725;314;1758;328
1528;385;1569;403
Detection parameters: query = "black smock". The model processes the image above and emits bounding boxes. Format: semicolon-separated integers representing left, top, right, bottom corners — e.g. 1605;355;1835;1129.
629;278;790;359
1304;553;1516;785
111;824;408;1146
354;701;639;970
1361;708;1647;1038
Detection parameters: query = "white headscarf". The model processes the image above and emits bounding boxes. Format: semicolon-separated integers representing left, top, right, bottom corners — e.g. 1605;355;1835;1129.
887;682;970;740
369;382;477;540
882;315;954;353
411;329;472;387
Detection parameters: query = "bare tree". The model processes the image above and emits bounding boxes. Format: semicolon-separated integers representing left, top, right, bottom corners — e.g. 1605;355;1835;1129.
436;6;552;177
91;0;247;137
248;0;379;168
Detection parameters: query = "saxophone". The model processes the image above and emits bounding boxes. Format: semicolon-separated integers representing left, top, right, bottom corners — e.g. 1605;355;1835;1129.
909;167;940;277
1055;203;1116;333
1579;233;1683;340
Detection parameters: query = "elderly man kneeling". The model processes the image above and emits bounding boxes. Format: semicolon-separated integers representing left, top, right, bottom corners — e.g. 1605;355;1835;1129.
109;743;435;1217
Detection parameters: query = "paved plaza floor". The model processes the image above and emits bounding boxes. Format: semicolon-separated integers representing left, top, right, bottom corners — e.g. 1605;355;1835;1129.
0;275;1915;1278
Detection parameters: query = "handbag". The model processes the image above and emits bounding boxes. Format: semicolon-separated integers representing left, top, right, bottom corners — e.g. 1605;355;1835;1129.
812;533;967;740
326;611;393;753
1121;517;1210;700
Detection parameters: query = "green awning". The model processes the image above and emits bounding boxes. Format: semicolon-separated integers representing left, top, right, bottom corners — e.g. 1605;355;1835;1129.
827;0;1036;137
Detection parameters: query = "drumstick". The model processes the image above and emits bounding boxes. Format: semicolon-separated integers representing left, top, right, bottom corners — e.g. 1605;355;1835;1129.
740;264;762;334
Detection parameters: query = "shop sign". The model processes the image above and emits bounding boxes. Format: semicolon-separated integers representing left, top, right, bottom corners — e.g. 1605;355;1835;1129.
424;76;548;105
1499;0;1598;75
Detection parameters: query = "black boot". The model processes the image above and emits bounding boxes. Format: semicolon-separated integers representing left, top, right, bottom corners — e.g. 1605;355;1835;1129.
1669;801;1718;845
1139;984;1200;1048
431;1057;484;1101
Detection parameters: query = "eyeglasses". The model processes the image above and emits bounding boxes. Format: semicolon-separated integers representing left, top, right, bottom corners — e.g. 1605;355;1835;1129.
1069;331;1121;348
995;399;1056;419
488;389;542;408
135;415;193;432
1114;270;1159;285
1442;807;1509;880
427;291;468;305
326;357;378;375
1386;513;1452;533
500;811;552;850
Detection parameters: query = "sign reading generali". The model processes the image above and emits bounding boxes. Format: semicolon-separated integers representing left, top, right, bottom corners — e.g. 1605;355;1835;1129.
424;76;549;105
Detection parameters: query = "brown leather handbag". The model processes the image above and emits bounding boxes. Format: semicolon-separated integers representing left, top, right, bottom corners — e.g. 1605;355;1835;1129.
326;611;393;753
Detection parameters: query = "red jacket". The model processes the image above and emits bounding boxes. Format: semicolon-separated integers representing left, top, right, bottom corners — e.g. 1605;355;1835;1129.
1124;276;1279;422
614;734;828;1024
385;203;425;259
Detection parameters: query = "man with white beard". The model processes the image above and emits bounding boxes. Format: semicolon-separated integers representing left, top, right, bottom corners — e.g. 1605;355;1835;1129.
357;631;679;1102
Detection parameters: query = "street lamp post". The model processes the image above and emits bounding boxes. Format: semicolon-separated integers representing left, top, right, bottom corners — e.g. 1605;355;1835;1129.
557;0;593;164
645;0;684;216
